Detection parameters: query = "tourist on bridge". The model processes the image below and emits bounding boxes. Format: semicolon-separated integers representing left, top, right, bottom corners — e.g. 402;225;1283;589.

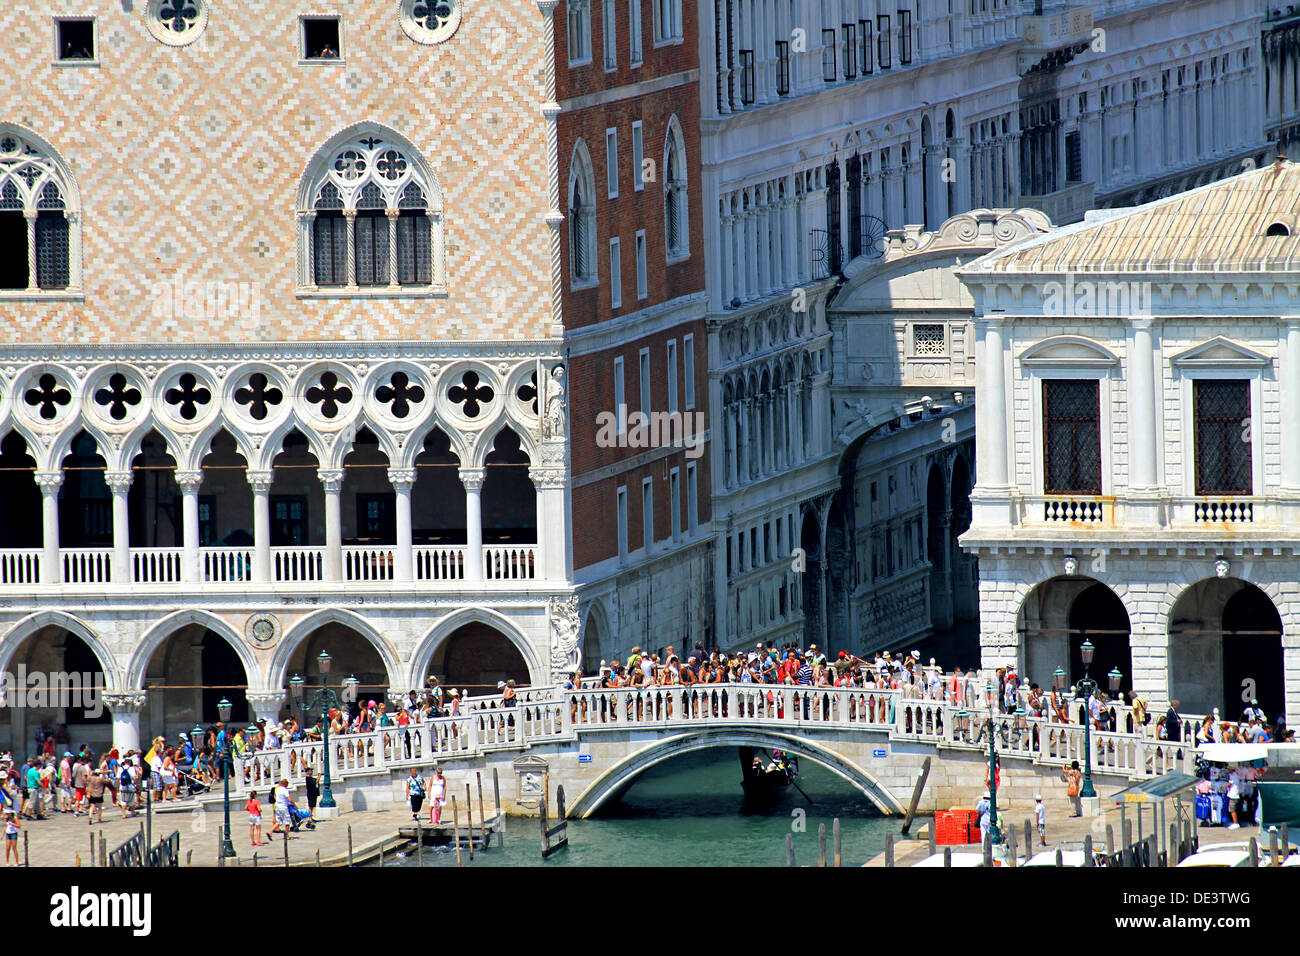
3;810;18;865
1035;794;1047;846
1061;760;1083;817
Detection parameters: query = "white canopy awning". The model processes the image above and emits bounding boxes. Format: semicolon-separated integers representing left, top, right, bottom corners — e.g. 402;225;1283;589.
1196;743;1269;763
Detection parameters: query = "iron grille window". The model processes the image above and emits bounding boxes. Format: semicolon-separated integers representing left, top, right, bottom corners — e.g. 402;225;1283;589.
809;228;829;279
825;159;842;274
36;212;70;289
1194;379;1252;495
739;49;755;103
1065;130;1083;183
312;212;347;286
860;19;873;74
842;23;857;78
898;9;912;64
1042;379;1101;494
775;40;790;95
876;14;891;69
354;210;390;286
822;28;837;81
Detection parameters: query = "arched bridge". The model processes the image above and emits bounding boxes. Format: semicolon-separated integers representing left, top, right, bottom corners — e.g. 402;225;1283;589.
224;686;1194;816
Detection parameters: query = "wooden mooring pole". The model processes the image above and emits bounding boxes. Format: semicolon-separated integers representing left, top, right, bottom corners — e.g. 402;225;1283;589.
785;833;797;867
493;767;504;847
466;784;474;862
453;796;462;867
818;824;827;867
477;772;487;849
347;824;354;867
833;818;842;867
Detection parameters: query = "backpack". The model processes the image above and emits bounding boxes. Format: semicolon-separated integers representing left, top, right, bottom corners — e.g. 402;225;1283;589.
120;766;133;789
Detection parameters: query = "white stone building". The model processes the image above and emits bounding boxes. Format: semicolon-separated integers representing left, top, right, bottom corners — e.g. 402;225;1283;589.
958;160;1300;724
699;0;1269;653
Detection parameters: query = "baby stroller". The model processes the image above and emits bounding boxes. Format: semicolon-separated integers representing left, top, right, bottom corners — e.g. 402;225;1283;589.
289;805;315;831
179;768;211;797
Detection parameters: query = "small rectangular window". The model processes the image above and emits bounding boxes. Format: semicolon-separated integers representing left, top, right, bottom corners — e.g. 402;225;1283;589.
1194;379;1252;495
775;40;791;95
630;0;644;64
632;121;645;191
198;496;217;547
842;23;857;79
877;14;891;69
606;128;619;198
739;49;756;104
670;468;681;542
639;347;651;414
56;18;96;62
302;17;342;60
603;0;617;70
860;19;873;74
609;237;622;309
1065;130;1083;183
912;323;946;356
642;478;654;552
683;333;696;409
898;9;912;65
568;0;592;62
821;29;837;81
635;230;648;299
617;486;628;559
687;462;698;533
1042;379;1102;495
666;339;679;414
614;356;626;435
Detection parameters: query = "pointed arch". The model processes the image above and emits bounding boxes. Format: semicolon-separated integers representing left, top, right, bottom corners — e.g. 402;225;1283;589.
663;114;689;260
0;611;120;691
126;609;260;690
269;607;404;691
0;125;81;291
409;606;545;689
568;138;598;284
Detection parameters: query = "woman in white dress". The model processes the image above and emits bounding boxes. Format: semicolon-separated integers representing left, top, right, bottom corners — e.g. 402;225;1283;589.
427;765;447;825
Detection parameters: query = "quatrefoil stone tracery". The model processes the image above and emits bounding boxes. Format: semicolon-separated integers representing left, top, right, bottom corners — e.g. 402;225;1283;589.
94;373;143;421
400;0;462;44
516;372;538;415
164;372;212;421
376;371;425;418
306;371;354;419
24;373;71;421
448;370;494;418
234;373;283;421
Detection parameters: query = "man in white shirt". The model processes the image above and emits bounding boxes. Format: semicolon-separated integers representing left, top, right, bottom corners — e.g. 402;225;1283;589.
1227;767;1245;829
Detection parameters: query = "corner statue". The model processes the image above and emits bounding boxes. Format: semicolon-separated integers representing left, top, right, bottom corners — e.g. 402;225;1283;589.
549;595;582;680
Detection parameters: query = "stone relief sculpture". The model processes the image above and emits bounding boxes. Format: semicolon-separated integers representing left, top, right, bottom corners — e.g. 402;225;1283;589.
549;594;581;678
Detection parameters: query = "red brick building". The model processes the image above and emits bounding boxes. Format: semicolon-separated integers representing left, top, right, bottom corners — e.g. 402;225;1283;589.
553;0;713;662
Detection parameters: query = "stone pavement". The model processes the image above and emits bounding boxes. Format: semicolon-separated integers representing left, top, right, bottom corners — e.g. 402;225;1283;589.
868;788;1283;866
8;799;502;868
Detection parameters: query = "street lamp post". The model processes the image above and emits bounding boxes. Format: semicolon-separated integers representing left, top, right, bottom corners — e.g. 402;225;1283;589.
288;650;358;821
985;678;1001;845
217;697;237;859
1072;641;1124;801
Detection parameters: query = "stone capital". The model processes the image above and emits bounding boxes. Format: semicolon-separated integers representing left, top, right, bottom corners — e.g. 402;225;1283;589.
105;471;134;494
388;468;416;490
103;691;148;714
247;470;274;494
175;470;204;492
528;466;566;490
459;467;485;492
245;690;287;712
34;471;63;493
319;469;344;493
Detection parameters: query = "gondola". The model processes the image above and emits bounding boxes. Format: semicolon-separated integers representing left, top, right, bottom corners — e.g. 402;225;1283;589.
739;747;799;806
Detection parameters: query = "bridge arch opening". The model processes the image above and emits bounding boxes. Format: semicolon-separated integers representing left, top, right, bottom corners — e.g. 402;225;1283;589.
0;621;113;755
568;728;904;819
1169;578;1283;720
1019;576;1131;694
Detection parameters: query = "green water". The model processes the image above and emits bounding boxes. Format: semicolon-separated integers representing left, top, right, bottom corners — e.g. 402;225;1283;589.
381;749;918;867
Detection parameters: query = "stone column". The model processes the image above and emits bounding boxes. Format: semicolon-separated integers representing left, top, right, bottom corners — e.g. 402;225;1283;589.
1128;318;1161;525
781;193;798;286
246;691;287;727
36;472;62;585
24;210;37;291
321;469;344;582
389;468;415;583
249;470;273;583
530;466;568;580
386;208;401;288
726;403;739;487
1283;321;1300;494
189;635;206;726
176;470;203;583
757;191;772;293
744;206;759;300
737;398;751;480
720;210;736;306
971;313;1013;527
461;467;485;581
344;209;358;289
104;692;147;755
106;472;133;584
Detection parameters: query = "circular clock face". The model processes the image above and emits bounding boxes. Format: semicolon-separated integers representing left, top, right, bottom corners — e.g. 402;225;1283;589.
245;613;281;648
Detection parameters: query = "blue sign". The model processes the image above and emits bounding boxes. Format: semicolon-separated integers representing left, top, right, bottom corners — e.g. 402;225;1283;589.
873;749;888;758
578;754;593;763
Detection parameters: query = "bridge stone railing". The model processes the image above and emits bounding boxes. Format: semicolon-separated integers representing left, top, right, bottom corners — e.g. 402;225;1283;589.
224;685;1197;799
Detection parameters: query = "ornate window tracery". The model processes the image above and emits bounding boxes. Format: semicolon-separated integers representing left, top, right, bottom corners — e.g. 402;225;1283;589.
0;130;78;292
146;0;208;46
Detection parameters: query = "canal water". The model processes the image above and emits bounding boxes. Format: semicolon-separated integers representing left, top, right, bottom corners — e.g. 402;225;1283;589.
381;748;923;867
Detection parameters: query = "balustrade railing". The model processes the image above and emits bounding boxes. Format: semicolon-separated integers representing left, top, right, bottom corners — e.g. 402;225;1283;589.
414;545;465;581
132;548;184;583
484;545;536;580
215;685;1200;799
202;547;253;582
273;547;324;583
62;548;112;584
344;546;395;582
0;549;40;585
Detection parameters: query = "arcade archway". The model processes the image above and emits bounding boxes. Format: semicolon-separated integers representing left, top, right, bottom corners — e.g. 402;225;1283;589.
427;622;531;695
1019;576;1132;693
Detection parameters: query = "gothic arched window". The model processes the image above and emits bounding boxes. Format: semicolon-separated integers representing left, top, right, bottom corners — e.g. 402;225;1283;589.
664;117;689;261
0;130;79;292
298;129;444;293
568;140;597;286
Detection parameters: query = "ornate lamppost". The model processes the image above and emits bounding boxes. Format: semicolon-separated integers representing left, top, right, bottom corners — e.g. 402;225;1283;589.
984;678;1001;845
216;697;237;859
1071;640;1123;800
288;650;358;821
